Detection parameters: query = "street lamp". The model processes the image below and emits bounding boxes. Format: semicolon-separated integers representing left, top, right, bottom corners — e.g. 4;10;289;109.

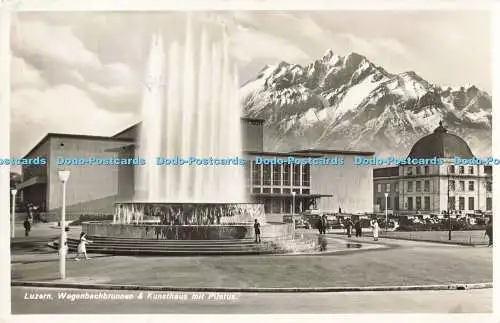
384;192;389;232
11;189;17;238
58;170;70;280
291;191;296;230
447;170;452;241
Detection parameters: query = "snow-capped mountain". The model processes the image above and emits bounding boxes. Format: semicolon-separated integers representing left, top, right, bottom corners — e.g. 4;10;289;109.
241;50;492;157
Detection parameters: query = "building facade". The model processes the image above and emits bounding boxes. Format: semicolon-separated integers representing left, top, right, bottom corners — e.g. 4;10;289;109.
373;122;493;216
19;118;375;216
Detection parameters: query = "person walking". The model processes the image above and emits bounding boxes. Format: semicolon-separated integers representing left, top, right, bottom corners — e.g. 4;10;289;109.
355;220;362;238
485;219;493;247
372;220;380;241
254;219;261;243
317;216;324;234
321;215;328;234
23;218;31;237
75;232;93;261
346;218;353;238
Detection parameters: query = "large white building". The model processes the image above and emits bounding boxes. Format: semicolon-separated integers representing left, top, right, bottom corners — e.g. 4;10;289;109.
19;118;375;218
373;122;493;216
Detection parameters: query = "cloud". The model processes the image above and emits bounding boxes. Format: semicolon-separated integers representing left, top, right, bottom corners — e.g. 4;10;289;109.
10;85;137;157
11;56;46;89
11;18;139;106
10;18;140;157
12;20;100;69
230;25;310;63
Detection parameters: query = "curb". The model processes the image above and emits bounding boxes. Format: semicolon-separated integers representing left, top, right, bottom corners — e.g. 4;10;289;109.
11;281;492;293
328;233;487;246
376;235;486;246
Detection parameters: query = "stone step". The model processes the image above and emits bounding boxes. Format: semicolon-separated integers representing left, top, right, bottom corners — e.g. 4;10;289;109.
53;242;269;251
63;239;261;247
83;236;259;245
62;248;271;256
49;238;282;256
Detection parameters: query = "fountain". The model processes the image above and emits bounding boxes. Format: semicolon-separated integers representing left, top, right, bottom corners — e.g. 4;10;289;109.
81;16;294;246
135;17;246;204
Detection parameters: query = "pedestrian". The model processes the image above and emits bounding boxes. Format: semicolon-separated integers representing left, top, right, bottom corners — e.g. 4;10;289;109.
75;232;93;261
372;220;380;241
346;218;353;238
23;218;31;237
322;215;328;234
317;216;323;234
355;220;362;237
26;203;33;222
155;226;161;240
254;219;261;243
485;219;493;247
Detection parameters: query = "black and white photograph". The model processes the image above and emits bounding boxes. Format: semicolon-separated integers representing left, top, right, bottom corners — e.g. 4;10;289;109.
3;3;496;317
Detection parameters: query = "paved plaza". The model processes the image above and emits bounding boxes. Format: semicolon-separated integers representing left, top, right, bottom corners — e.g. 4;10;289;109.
10;223;493;313
11;225;492;288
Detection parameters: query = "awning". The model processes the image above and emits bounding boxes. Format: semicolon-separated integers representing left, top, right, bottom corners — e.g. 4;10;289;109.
16;176;47;189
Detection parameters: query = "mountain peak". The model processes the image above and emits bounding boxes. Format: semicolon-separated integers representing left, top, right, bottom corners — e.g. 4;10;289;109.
320;49;340;65
345;51;364;59
399;71;429;85
322;49;335;58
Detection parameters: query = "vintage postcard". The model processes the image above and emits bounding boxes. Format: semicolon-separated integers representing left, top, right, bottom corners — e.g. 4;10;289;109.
1;0;497;320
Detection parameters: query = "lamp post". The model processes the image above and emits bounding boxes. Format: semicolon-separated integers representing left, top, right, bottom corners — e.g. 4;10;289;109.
384;192;389;232
58;170;70;280
291;191;296;229
447;170;452;241
11;189;17;238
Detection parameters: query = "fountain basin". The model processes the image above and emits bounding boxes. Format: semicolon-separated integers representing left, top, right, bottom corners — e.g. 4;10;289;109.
82;221;294;240
113;202;267;225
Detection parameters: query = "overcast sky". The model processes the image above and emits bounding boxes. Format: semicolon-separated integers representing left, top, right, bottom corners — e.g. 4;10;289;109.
11;10;491;159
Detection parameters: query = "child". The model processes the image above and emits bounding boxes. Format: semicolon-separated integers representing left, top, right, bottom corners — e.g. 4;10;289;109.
23;218;31;237
254;219;261;243
75;232;93;261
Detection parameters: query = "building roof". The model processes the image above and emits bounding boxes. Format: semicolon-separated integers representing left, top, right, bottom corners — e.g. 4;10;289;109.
292;149;375;156
112;124;138;138
407;121;474;159
23;133;134;159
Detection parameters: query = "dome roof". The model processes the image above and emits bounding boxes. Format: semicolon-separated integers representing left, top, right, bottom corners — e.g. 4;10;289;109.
407;121;474;159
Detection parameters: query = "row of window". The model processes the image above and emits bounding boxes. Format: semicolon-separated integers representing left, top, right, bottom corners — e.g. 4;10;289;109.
249;162;311;188
406;165;489;176
407;166;431;176
377;180;492;193
407;180;431;192
376;196;493;211
248;187;310;195
447;196;493;211
376;196;400;210
448;165;474;175
448;180;480;192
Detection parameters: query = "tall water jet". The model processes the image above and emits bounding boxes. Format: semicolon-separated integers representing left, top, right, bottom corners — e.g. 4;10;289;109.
134;17;248;205
160;40;182;200
135;33;166;202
